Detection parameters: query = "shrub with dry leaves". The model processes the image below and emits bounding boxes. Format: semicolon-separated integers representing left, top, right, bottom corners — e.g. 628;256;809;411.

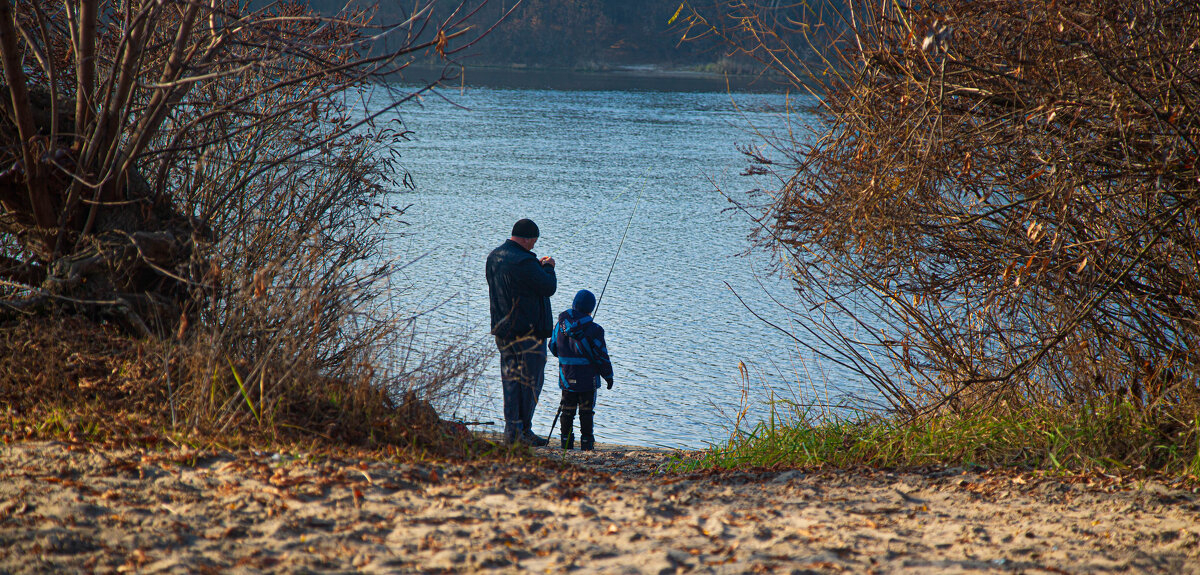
678;1;1200;419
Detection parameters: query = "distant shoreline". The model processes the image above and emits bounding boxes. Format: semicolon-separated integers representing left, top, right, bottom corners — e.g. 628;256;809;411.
396;63;790;94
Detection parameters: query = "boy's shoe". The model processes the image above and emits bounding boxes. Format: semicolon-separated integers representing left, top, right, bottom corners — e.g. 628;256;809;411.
580;438;594;451
561;433;574;450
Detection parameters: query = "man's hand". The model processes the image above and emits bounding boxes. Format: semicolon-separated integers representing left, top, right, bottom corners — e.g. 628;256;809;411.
540;256;556;268
605;377;613;390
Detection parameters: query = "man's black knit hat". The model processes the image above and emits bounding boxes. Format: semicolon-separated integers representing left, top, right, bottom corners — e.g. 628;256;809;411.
511;218;539;238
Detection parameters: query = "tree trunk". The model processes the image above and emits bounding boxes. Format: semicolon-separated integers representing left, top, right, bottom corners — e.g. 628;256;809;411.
1;83;201;337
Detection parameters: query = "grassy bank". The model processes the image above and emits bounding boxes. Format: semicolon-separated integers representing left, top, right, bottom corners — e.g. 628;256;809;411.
0;317;512;462
10;316;1198;481
672;402;1200;480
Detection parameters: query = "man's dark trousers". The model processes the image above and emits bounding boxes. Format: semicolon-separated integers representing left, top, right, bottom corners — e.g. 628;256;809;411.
497;335;546;441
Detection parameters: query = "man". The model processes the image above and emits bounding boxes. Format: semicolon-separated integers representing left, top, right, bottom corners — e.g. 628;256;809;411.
486;218;556;445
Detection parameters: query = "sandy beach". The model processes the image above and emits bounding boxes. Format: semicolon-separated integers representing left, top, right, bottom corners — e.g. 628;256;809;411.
2;440;1198;574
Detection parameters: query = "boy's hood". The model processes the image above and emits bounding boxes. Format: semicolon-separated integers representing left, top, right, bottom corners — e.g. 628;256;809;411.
559;308;593;337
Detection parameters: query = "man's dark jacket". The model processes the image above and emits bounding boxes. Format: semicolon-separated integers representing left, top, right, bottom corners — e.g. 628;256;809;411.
486;239;557;339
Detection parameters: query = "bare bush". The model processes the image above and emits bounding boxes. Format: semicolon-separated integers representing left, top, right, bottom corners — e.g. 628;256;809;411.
678;1;1200;416
0;0;501;437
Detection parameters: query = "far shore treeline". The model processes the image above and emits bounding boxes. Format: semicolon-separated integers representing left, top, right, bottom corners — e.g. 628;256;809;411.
309;0;840;72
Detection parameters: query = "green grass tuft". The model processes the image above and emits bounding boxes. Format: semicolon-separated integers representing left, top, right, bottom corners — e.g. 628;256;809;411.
672;400;1200;480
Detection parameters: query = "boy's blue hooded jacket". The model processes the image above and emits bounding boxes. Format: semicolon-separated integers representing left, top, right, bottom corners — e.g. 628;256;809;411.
549;308;613;392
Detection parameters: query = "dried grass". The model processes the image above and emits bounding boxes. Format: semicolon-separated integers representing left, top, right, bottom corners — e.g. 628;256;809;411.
0;315;494;459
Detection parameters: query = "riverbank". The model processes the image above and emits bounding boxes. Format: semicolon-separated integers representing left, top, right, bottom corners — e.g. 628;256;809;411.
3;440;1197;573
399;63;787;93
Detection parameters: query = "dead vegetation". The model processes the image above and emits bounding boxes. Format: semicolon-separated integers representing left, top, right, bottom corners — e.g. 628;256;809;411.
677;0;1200;450
0;315;494;458
0;0;507;452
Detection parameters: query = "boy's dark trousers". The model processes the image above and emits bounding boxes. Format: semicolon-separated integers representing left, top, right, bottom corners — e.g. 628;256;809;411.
559;389;596;450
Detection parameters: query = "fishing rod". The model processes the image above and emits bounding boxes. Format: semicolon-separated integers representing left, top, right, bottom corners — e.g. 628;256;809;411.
594;175;646;319
546;176;648;445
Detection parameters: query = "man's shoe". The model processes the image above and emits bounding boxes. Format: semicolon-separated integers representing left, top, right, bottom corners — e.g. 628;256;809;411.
503;421;523;445
521;432;550;447
580;438;594;451
561;433;574;450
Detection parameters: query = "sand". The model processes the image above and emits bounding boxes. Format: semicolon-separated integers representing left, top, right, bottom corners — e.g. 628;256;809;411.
2;440;1198;573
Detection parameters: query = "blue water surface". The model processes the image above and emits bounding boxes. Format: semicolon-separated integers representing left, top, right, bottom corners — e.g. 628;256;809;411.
374;78;874;449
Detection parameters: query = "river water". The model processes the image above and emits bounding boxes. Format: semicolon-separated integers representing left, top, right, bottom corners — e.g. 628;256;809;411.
380;73;873;449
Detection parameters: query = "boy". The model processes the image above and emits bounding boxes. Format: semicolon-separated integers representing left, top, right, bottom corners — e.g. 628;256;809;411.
548;289;614;451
